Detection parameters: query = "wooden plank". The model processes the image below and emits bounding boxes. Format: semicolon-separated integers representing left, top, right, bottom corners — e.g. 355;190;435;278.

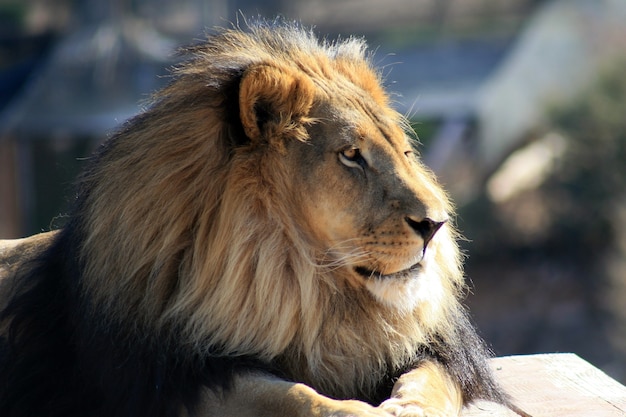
462;353;626;417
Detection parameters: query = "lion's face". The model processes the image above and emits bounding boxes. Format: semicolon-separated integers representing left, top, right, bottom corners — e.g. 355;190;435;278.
286;100;452;311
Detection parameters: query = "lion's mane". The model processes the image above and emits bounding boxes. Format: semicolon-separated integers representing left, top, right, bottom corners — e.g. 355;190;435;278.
0;21;502;417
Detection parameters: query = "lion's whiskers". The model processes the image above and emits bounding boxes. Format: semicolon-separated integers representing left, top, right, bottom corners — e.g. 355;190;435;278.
315;239;371;272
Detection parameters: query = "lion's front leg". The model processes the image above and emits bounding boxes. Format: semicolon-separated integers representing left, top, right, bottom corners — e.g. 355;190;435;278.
196;373;393;417
379;361;462;417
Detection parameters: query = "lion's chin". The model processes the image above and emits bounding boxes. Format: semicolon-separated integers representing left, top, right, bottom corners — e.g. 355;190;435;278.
359;261;442;313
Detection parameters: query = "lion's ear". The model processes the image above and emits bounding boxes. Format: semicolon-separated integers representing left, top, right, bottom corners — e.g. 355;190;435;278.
239;63;315;144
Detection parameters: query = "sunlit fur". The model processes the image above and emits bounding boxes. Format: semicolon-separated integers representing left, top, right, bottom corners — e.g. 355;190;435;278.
0;21;504;416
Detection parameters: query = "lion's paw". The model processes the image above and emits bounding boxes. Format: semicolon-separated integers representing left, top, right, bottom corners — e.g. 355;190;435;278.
321;399;394;417
379;398;453;417
379;399;425;417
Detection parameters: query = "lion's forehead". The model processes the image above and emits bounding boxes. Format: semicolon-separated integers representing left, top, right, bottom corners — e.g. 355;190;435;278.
311;96;410;154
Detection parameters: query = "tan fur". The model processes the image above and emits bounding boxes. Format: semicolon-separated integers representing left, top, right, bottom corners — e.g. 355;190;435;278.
0;23;480;416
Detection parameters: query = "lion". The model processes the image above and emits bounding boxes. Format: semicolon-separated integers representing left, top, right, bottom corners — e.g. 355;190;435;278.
0;21;506;417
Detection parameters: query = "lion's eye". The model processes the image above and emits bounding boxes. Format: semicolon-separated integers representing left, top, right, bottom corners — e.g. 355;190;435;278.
343;148;359;160
339;148;366;169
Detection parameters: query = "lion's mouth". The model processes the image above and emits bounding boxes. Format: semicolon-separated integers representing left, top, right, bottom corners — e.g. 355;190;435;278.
354;262;422;280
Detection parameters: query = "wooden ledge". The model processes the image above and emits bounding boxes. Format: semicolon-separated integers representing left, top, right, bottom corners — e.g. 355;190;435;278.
462;353;626;417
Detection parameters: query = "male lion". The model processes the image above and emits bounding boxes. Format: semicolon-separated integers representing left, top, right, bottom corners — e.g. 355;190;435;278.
0;22;506;417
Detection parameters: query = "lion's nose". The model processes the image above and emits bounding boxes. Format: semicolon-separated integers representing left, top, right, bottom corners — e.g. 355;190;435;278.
405;217;446;250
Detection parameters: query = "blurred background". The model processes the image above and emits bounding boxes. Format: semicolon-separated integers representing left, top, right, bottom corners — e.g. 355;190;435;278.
1;0;625;383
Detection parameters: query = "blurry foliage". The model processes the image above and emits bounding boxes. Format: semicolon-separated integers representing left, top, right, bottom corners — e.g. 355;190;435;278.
543;60;626;254
0;1;27;27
